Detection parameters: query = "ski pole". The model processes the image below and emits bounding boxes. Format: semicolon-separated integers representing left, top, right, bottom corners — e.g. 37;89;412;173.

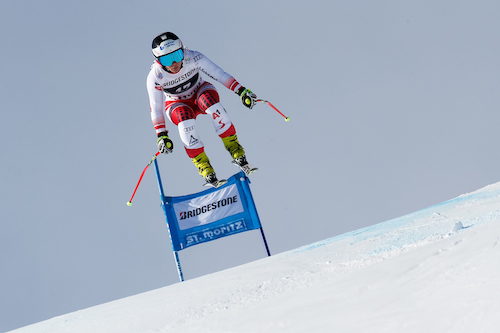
127;151;160;206
256;99;290;122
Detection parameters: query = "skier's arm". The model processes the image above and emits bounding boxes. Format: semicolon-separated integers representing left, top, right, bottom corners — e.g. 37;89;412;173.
223;77;257;109
146;71;167;134
196;52;257;108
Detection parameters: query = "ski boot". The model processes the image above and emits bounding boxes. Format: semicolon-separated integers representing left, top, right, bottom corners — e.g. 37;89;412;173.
192;151;226;188
233;155;258;176
203;172;227;188
222;134;258;176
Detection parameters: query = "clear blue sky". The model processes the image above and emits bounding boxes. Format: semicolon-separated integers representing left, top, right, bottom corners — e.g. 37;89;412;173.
2;0;500;331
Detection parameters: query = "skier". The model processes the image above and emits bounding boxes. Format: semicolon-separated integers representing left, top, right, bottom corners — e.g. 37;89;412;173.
147;32;258;187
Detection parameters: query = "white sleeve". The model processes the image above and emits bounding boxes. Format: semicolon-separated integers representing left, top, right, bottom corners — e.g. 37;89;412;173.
194;51;241;91
146;70;166;134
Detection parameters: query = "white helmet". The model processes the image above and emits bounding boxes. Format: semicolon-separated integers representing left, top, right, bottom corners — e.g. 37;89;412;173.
151;32;183;58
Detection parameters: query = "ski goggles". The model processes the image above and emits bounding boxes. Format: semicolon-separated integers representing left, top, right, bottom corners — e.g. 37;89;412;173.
158;49;184;67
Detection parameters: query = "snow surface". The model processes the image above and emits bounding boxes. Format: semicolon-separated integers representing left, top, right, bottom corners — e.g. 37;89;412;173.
9;182;500;333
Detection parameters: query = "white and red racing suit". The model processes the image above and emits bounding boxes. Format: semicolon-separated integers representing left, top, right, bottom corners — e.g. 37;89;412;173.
146;48;244;158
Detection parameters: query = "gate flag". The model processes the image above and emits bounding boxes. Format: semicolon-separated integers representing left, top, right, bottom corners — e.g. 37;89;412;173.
160;171;263;251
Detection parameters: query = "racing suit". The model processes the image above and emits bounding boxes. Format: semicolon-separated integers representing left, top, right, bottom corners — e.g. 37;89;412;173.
146;48;244;158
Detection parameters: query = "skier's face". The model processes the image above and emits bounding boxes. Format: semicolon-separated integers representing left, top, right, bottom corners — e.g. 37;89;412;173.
165;60;183;73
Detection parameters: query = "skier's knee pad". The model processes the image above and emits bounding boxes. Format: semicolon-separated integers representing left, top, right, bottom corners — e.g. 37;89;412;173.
204;102;233;136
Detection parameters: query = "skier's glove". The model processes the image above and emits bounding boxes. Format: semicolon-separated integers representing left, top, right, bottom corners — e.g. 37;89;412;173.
157;131;173;154
236;87;257;109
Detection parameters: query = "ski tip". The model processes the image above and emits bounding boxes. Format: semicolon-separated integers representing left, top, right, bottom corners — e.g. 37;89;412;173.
248;167;258;175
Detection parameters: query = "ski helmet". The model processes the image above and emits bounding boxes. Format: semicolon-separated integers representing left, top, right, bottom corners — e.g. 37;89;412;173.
151;32;183;59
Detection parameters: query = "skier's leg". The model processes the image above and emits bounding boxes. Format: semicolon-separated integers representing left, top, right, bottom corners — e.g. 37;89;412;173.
168;101;216;181
168;101;204;157
214;115;257;175
203;102;258;175
195;83;245;160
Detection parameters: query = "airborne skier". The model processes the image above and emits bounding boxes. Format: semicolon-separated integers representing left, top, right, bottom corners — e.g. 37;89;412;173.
146;32;258;187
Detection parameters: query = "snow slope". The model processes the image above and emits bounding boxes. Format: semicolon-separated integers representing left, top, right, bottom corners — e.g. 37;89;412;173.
9;182;500;333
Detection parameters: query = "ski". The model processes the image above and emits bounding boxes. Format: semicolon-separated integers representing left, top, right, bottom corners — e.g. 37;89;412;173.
203;179;228;188
232;160;258;176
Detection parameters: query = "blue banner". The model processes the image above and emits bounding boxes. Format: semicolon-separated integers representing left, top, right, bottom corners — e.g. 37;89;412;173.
160;172;262;251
